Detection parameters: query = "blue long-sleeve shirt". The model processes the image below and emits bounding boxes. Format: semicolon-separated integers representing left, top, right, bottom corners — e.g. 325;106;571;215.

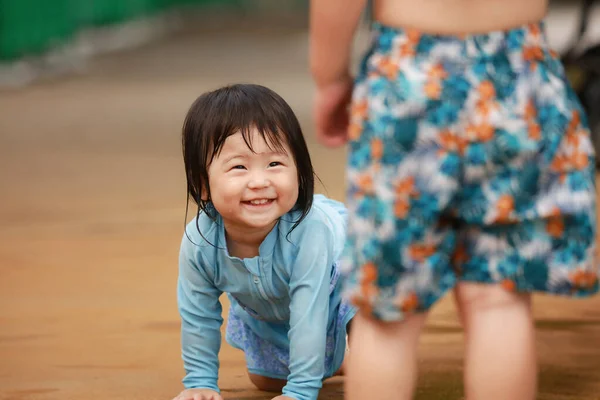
177;195;348;400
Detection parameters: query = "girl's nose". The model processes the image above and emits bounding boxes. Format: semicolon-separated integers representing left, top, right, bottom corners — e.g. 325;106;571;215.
247;173;270;189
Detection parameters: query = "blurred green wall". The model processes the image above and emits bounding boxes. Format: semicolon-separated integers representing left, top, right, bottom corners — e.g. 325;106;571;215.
0;0;239;61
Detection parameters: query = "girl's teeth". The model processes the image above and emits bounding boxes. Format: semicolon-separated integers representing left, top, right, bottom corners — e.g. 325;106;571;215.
250;199;269;205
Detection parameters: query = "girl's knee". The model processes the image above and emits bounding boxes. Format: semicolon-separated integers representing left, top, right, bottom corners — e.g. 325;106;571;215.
247;372;286;392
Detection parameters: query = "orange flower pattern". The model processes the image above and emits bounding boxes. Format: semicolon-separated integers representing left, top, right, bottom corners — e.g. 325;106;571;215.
341;23;598;321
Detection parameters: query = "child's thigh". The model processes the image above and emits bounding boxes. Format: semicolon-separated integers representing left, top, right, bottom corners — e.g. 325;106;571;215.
247;373;286;392
454;281;531;315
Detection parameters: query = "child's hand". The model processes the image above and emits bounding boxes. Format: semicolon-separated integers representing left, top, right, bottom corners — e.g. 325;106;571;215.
270;396;295;400
172;388;223;400
314;77;354;148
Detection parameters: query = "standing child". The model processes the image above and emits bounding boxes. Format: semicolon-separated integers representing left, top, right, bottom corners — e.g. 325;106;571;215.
310;0;598;399
172;84;355;400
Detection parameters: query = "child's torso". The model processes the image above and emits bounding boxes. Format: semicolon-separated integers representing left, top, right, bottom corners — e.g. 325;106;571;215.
373;0;548;35
215;250;295;322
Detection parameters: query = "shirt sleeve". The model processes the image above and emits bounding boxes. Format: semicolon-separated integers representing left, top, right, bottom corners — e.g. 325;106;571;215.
283;222;335;400
177;235;223;392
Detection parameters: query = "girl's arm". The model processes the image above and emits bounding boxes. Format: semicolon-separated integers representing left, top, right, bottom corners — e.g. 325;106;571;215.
284;222;336;400
309;0;368;87
177;236;223;392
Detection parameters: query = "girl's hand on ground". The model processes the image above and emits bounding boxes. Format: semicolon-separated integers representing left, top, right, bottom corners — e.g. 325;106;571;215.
314;76;354;148
172;388;223;400
270;396;295;400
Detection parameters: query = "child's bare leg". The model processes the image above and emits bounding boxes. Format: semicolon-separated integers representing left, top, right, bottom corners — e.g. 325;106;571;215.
455;282;537;400
247;373;286;392
345;311;427;400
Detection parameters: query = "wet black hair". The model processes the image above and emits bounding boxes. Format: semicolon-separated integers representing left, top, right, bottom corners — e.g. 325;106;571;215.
182;83;315;239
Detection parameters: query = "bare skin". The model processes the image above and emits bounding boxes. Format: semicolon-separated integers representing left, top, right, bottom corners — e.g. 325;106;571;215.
345;283;537;400
247;360;347;393
373;0;548;35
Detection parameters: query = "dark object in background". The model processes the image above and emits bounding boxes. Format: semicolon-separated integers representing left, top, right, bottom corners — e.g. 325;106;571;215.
561;0;600;165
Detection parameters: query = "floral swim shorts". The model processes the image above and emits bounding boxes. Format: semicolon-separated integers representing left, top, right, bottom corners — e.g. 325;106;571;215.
341;22;598;321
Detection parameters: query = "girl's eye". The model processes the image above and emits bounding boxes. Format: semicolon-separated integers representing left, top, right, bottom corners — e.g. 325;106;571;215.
232;165;246;170
269;161;282;167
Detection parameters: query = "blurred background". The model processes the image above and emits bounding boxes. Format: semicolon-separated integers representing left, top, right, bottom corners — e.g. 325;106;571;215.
1;1;600;399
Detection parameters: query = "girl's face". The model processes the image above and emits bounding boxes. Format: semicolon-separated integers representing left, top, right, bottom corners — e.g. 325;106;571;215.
207;127;299;236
